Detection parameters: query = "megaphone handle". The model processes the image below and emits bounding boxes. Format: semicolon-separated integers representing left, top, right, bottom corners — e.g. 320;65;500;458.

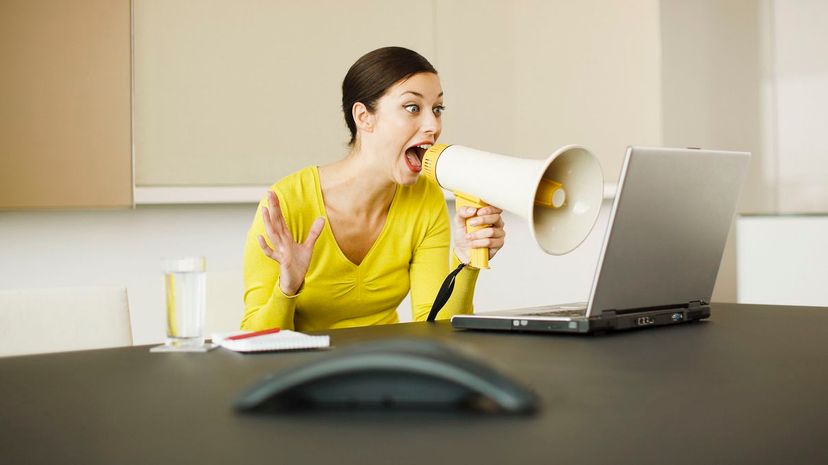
454;192;490;270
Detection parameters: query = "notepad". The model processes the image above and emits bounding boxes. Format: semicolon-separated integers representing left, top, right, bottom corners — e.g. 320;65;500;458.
211;330;330;353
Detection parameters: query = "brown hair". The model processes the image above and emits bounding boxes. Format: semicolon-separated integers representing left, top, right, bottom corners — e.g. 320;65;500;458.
342;47;437;145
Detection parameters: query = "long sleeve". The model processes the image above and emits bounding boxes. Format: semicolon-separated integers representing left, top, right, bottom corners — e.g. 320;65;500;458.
241;167;478;331
409;195;479;322
241;192;299;331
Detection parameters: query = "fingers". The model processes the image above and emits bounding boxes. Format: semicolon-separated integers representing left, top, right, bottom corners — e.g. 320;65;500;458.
303;217;325;248
257;234;279;261
457;206;503;227
267;191;290;235
260;192;292;263
476;206;503;215
465;238;504;260
465;227;505;244
454;207;474;232
467;238;504;249
467;213;503;228
261;206;286;245
465;213;506;250
455;206;506;247
263;192;290;243
466;226;505;239
456;206;478;220
453;206;507;262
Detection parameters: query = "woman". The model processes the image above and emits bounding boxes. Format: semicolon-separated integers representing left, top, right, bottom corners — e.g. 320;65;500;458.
241;47;506;331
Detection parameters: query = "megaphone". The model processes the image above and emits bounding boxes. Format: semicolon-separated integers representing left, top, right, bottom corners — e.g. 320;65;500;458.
421;143;604;269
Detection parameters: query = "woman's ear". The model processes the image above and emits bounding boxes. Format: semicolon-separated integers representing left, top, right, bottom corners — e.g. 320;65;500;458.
352;102;374;134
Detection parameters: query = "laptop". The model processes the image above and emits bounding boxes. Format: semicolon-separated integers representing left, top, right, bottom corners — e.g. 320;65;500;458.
451;146;751;334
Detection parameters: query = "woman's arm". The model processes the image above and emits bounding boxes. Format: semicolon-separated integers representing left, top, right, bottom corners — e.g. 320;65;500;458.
241;190;324;330
409;196;480;322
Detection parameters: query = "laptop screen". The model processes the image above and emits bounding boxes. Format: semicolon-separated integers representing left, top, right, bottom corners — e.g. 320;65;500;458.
586;146;750;315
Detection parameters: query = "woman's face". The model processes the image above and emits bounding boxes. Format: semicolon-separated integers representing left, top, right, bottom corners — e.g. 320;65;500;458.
365;72;444;185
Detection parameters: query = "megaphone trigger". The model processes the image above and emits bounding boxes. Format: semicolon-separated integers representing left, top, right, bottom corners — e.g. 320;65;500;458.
454;191;491;270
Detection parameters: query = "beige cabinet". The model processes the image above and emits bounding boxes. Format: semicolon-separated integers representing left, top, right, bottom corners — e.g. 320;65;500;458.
0;0;132;209
2;0;662;208
134;0;661;188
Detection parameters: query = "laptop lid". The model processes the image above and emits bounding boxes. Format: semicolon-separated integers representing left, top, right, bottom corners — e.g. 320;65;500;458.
586;146;750;316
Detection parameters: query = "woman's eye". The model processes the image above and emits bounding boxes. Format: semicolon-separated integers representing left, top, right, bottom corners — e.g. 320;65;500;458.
404;104;420;113
433;106;445;116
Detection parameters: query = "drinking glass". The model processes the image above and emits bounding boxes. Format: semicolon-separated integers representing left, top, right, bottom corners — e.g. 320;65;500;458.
151;256;213;352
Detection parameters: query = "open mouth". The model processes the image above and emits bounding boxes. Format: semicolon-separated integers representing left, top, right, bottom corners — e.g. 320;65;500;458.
404;143;431;173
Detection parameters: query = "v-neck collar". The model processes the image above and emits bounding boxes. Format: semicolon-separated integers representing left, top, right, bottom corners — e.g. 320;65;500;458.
312;166;400;268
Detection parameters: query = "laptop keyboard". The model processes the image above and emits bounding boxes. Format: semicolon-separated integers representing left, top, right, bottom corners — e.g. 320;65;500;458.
521;308;587;317
514;303;588;318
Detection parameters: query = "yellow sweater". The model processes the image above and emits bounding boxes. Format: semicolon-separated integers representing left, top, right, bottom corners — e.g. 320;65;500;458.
241;166;479;331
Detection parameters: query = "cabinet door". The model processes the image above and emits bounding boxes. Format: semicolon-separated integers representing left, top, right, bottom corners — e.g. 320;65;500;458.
133;0;435;187
132;0;660;189
0;0;132;209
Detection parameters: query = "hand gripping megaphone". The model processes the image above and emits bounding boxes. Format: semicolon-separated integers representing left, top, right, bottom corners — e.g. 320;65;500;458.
421;143;604;269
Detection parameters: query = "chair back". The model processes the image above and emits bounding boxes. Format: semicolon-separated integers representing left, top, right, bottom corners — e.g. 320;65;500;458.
0;286;132;357
205;270;245;335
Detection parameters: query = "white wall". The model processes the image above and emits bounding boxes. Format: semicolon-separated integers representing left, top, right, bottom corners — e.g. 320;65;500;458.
659;0;775;302
0;205;251;345
737;216;828;306
772;0;828;213
0;200;613;345
733;1;828;308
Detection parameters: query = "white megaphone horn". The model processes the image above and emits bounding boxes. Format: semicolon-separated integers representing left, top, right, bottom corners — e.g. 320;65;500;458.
421;143;604;269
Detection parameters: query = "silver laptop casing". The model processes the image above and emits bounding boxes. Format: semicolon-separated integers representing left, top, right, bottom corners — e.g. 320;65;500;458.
452;146;751;333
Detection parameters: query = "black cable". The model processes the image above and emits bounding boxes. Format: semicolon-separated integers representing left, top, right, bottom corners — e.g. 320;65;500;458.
426;262;466;322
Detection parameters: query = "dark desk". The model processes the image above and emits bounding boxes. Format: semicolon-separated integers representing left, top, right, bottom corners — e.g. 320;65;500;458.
1;303;826;465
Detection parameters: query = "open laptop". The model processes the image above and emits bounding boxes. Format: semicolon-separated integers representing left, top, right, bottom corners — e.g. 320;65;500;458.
451;146;751;334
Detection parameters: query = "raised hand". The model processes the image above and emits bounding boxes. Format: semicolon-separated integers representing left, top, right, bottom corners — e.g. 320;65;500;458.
453;205;506;266
257;191;325;295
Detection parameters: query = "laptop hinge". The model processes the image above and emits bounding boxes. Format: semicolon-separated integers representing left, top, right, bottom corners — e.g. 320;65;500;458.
594;309;619;330
600;300;708;317
688;300;706;309
686;300;711;319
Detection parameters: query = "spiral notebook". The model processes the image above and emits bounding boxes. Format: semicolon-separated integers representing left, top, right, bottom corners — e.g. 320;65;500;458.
211;330;330;353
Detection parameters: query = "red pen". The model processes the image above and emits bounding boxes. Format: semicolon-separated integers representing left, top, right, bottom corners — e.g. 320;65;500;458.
226;327;281;341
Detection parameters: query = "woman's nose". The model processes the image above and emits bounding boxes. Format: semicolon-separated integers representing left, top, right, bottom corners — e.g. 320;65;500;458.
422;112;441;135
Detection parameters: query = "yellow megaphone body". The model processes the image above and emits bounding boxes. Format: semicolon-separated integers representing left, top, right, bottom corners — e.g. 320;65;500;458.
421;143;604;269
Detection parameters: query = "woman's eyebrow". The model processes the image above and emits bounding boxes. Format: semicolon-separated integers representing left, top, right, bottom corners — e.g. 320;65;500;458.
400;91;444;98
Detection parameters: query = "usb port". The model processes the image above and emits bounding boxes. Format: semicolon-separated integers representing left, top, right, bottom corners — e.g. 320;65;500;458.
636;316;655;326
